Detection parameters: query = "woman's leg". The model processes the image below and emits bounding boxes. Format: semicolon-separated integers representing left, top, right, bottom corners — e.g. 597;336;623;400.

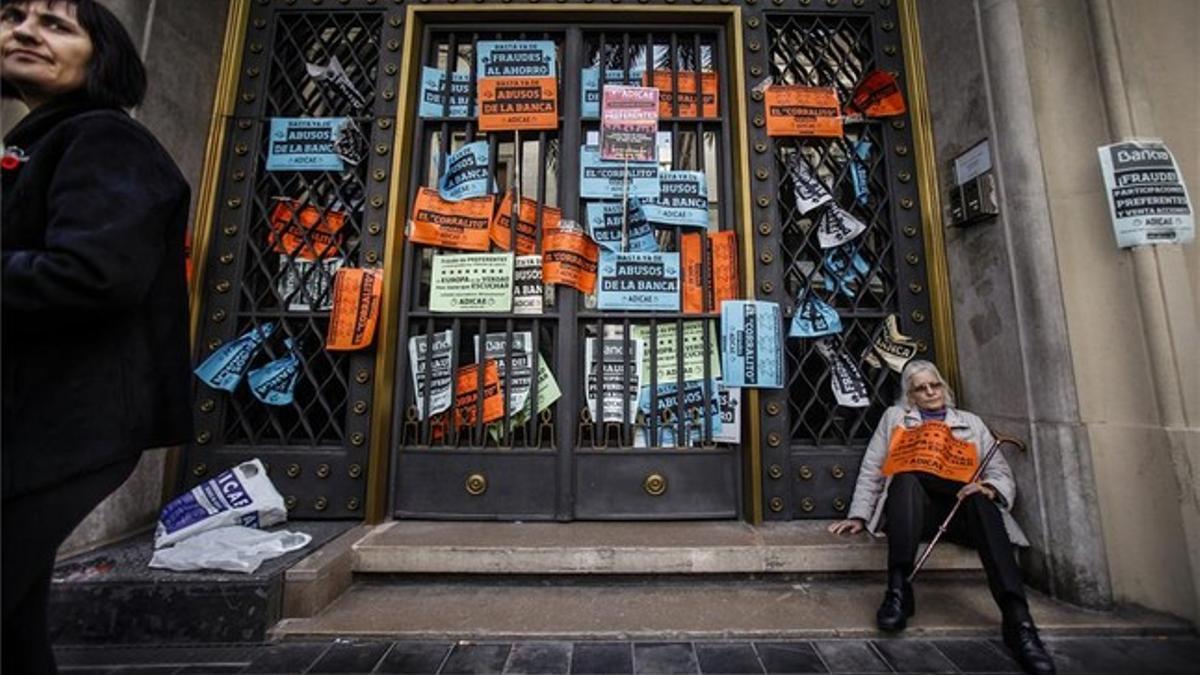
884;472;930;579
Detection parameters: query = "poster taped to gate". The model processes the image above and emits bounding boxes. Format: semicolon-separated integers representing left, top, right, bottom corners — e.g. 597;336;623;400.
846;70;907;118
720;301;784;389
628;321;722;384
268;198;347;260
429;253;514;313
641;170;708;228
637;379;723;446
277;257;343;312
1097;140;1194;247
585;337;645;423
789;291;842;338
478;76;558;131
418;67;472;118
487;354;562;443
882;422;979;483
247;339;302;407
266;117;359;170
581;66;645;118
680;231;739;314
513;255;544;314
194;323;277;392
765;86;843;138
579;146;661;199
814;337;870;407
600;85;659;162
477;40;557;78
850;138;873;206
305;55;366;112
491;191;561;254
816;204;867;249
784;153;833;214
713;382;741;444
542;228;599;294
454;361;505;427
868;314;917;372
438;141;495;202
646;70;718;118
325;267;382;351
408;329;453;420
822;245;871;297
408;187;495;252
597;252;681;311
585;199;658;253
473;331;534;415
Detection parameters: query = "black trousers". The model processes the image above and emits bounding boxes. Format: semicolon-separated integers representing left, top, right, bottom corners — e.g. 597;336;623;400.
2;457;140;675
884;471;1030;621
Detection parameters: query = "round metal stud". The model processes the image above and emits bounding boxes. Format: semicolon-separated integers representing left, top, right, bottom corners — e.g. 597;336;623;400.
200;399;216;413
758;222;772;236
365;250;379;264
241;92;256;104
346;497;361;511
207;338;222;350
831;465;846;479
349;464;363;478
755;167;769;180
370;196;385;209
911;310;926;323
375;144;390;156
905;252;920;265
226;198;242;209
353;400;369;415
898;170;912;183
253;18;266;29
882;20;895;31
767;432;781;447
895;144;909;157
387;39;400;51
317;464;331;478
826;0;839;5
285;496;298;510
760;251;774;264
751;90;764;102
854;0;865;6
881;0;893;7
748;17;760;28
193;463;208;477
891;119;906;130
769;497;784;513
801;497;815;512
373;169;387;182
799;465;813;480
355;370;371;384
750;65;763;77
286;464;301;478
901;198;914;209
643;473;667;496
834;497;847;512
884;45;897;56
768;464;783;480
757;195;771;208
754;142;768;154
237;119;252;130
210;309;226;323
389;15;402;27
223;224;238;236
909;282;924;294
903;225;918;237
766;402;781;416
368;223;383;235
214;280;231;293
748;41;761;52
351;432;365;446
379;119;392;129
196;431;211;445
753;115;765;128
917;340;929;354
234;143;248;157
250;43;263;54
232;169;246;181
385;64;398;75
219;252;235;264
314;496;328;511
466;473;488;496
800;0;810;5
382;89;395;101
760;281;774;294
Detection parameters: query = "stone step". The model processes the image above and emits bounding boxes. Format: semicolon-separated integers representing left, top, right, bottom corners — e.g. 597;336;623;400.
271;575;1190;641
350;520;982;575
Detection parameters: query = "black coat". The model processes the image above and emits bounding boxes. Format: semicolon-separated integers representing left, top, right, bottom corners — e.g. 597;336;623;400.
2;97;193;499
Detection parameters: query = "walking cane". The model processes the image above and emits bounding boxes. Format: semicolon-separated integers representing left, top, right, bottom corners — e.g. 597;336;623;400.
906;432;1026;583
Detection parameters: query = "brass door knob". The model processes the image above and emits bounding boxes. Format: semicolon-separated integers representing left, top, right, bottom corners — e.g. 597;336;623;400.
643;473;667;496
465;473;487;496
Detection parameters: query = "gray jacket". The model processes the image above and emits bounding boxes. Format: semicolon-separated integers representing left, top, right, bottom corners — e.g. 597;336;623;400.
847;405;1029;547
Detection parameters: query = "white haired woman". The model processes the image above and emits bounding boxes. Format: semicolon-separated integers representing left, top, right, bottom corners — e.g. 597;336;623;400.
827;360;1055;675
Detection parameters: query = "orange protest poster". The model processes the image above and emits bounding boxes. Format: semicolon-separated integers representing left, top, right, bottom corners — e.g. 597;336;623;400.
491;191;561;254
881;422;979;483
408;187;495;252
647;71;719;118
680;231;741;314
542;229;599;294
478;76;559;131
269;198;346;260
455;361;505;427
846;70;906;118
325;267;382;351
765;85;844;138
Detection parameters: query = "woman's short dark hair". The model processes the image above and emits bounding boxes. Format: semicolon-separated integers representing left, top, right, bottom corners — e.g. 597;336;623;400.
1;0;147;109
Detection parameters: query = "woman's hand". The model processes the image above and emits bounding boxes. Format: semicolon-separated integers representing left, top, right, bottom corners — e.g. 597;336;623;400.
827;518;865;535
957;482;996;501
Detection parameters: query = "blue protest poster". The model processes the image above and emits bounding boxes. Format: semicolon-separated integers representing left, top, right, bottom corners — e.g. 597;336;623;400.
597;252;681;311
247;339;302;406
194;322;277;392
579;146;660;199
418;67;472;118
581;66;645;118
822;245;871;297
850;137;873;206
789;291;842;338
437;141;495;202
266;118;351;171
585;199;658;253
720;300;784;389
642;170;709;228
477;40;557;77
637;379;723;446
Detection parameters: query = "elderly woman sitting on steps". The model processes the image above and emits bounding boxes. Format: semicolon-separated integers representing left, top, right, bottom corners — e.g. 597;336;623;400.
828;360;1056;675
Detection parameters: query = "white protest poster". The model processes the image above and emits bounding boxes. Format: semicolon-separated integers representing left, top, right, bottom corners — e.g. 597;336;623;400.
513;255;544;314
429;253;514;313
585;337;645;423
473;332;534;415
814;337;870;408
276;257;343;312
1098;140;1194;247
713;382;742;444
408;330;453;419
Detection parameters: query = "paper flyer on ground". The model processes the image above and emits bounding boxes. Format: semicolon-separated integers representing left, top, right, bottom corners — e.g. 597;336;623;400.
429;253;514;313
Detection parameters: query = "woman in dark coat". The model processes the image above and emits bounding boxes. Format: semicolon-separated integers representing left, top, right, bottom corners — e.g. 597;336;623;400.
2;1;192;671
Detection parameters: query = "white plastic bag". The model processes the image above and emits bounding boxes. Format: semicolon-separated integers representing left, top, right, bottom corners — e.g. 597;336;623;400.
149;526;312;574
155;459;286;549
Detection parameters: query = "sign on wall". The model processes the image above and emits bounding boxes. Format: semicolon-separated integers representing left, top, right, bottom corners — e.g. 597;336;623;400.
1097;140;1194;247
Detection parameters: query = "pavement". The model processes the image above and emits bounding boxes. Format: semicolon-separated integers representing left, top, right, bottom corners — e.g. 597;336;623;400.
54;634;1200;674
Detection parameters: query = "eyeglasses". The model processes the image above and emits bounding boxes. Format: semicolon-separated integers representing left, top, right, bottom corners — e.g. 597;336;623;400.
911;382;944;395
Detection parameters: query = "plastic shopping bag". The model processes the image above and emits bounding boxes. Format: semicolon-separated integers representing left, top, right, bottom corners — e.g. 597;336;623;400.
155;459;286;549
149;526;312;574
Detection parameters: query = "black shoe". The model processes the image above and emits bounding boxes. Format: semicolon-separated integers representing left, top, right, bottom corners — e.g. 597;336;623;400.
1003;620;1056;675
875;583;914;632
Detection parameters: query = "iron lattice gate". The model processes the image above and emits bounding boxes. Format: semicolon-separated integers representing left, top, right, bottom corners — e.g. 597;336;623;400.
744;3;936;519
186;1;405;518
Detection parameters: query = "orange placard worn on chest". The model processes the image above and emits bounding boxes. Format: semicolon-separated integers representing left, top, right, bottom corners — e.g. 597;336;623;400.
881;422;979;483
